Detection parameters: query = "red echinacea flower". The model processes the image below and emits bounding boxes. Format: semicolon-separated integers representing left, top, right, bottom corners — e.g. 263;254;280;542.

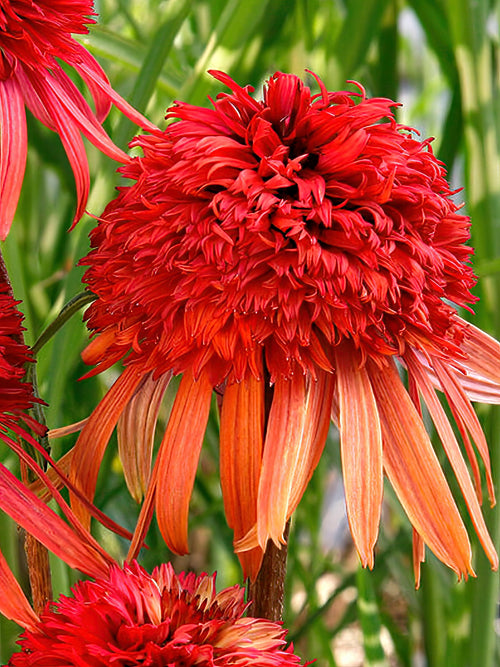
0;258;45;446
9;561;304;666
0;0;159;239
0;445;305;665
71;70;500;582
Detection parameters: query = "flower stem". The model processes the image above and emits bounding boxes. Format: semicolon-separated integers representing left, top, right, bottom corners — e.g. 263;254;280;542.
24;532;52;615
247;521;290;621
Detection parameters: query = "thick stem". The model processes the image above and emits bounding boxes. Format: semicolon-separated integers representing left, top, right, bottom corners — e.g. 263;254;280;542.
24;532;52;615
247;522;290;622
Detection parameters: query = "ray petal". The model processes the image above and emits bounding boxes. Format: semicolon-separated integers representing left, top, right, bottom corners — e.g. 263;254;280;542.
70;366;143;528
117;371;171;502
431;355;495;505
155;370;213;554
405;349;497;569
0;462;111;580
368;358;474;579
0;78;27;240
220;372;265;580
335;344;382;569
0;549;38;631
256;370;332;549
459;317;500;387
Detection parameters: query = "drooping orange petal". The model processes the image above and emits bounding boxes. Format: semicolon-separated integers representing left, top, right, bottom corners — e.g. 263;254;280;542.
459;317;500;387
286;368;334;517
368;358;474;579
70;366;143;528
220;371;265;580
256;371;331;549
0;549;38;631
431;356;496;505
155;369;213;554
335;343;382;569
0;462;111;580
0;77;27;240
406;349;498;570
117;371;171;502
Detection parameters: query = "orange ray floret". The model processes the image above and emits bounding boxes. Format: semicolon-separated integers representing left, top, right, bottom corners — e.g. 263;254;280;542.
73;70;500;581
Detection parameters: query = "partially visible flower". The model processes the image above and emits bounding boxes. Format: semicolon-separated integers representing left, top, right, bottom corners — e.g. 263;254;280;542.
0;260;45;445
71;70;500;582
0;0;159;239
9;561;303;666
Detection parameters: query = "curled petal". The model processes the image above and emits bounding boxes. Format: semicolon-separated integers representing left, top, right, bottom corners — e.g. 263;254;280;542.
118;371;171;502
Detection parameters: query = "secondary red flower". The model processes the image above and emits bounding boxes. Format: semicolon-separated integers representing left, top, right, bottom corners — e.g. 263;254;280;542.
0;0;158;239
72;70;500;582
0;258;45;446
9;561;303;666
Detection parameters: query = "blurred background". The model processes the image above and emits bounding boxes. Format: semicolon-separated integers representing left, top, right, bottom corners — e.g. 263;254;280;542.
1;0;499;664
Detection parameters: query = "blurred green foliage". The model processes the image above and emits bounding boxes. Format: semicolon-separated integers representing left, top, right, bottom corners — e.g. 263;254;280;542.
1;0;499;665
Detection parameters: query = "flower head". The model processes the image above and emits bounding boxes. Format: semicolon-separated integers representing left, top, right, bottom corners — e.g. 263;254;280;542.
73;71;500;582
9;561;303;666
0;0;158;239
0;260;45;445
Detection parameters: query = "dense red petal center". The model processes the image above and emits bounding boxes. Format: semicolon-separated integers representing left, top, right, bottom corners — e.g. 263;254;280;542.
82;71;476;383
0;0;94;74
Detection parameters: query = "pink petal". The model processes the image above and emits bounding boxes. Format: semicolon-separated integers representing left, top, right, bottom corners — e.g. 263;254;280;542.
0;461;111;580
72;43;112;122
0;77;27;240
335;344;383;569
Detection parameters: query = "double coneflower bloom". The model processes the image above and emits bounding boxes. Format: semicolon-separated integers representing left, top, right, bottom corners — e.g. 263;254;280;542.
72;70;499;582
0;0;158;239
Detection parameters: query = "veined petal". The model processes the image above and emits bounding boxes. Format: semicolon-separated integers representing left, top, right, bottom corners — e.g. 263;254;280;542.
368;358;474;579
459;317;500;387
71;43;112;122
220;371;265;580
75;56;160;134
0;78;27;240
405;349;497;570
70;366;143;528
256;370;331;549
155;369;213;554
0;462;111;580
0;549;38;631
431;355;496;505
335;343;382;569
287;368;334;517
117;371;171;502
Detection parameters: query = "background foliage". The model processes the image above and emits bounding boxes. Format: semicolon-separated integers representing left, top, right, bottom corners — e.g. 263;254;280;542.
1;0;499;665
